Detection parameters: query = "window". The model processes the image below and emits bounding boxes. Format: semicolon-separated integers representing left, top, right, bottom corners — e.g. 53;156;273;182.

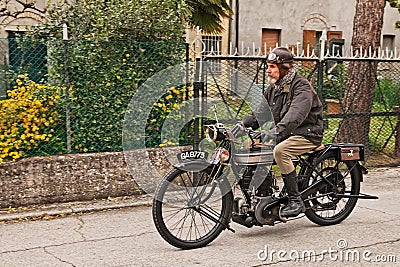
261;28;281;54
7;31;48;84
0;39;7;99
202;35;222;73
382;35;395;53
303;30;343;56
202;35;222;55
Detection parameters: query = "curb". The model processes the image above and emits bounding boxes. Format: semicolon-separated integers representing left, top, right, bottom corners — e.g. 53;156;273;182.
0;195;153;222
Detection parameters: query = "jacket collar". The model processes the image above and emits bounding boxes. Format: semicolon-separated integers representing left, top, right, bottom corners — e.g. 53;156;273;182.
275;68;296;93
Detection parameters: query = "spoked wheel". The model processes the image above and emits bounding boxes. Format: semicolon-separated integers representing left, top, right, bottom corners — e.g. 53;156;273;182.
152;167;233;249
300;150;361;226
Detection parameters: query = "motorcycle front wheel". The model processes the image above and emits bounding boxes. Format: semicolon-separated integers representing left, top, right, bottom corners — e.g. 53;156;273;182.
152;167;233;249
300;150;361;226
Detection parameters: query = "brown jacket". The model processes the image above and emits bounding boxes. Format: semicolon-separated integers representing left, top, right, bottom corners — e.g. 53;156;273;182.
252;72;324;145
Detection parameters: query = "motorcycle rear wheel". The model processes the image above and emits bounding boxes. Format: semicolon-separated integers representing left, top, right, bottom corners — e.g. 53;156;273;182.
301;150;361;226
152;167;233;249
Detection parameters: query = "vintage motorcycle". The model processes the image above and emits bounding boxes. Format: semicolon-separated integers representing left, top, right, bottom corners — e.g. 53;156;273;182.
152;118;378;250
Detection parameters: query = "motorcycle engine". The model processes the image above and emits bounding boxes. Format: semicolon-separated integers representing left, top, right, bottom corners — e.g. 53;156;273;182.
254;196;281;225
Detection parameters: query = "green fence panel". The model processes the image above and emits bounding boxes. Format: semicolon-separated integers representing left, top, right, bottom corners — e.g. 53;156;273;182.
0;38;186;162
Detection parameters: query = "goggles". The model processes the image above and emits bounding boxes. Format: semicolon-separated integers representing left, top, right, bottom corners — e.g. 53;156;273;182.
267;52;279;63
266;51;293;64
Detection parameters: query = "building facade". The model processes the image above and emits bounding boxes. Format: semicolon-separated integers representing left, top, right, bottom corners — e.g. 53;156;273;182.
227;0;400;56
0;0;55;37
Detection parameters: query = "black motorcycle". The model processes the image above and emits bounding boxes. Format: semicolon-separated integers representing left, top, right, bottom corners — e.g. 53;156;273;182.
152;120;378;249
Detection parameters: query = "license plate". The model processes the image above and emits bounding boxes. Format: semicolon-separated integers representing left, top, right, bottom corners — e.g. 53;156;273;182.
177;150;208;161
340;147;361;161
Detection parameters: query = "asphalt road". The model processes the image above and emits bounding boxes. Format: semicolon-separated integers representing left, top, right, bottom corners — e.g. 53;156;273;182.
0;167;399;267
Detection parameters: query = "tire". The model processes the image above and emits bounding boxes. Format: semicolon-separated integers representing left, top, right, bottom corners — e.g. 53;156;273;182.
152;167;233;249
300;150;361;226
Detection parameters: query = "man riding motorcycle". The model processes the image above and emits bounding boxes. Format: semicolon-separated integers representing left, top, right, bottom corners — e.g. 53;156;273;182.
239;47;324;217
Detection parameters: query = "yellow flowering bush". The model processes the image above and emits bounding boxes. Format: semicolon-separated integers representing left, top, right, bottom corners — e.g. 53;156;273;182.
146;85;189;147
0;75;64;162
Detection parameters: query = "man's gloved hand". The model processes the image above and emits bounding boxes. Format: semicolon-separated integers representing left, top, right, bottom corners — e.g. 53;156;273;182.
251;129;276;144
232;121;247;138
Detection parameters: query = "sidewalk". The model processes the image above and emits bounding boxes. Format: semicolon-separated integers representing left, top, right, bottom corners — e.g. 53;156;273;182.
0;194;153;223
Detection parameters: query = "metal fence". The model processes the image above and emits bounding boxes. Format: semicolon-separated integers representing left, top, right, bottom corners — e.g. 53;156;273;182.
199;55;400;165
1;37;399;166
0;38;187;162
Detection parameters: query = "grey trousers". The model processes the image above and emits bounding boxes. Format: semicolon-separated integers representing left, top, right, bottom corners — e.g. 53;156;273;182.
273;135;319;174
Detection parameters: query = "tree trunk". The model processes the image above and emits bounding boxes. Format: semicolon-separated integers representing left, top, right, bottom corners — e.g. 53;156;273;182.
336;61;377;144
336;0;386;157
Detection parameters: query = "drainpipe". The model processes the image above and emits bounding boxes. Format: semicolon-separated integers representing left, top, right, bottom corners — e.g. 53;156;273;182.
235;0;239;52
228;0;233;48
233;0;239;95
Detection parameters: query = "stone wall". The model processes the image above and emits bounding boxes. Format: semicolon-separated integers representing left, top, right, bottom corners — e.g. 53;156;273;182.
0;147;188;208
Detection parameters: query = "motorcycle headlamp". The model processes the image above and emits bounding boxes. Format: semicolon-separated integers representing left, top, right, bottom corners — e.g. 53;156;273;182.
204;125;225;142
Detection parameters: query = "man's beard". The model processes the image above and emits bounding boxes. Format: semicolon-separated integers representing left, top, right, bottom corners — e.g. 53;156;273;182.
267;75;278;85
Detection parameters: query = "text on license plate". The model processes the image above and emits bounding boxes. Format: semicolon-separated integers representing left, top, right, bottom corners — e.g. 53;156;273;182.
177;150;208;161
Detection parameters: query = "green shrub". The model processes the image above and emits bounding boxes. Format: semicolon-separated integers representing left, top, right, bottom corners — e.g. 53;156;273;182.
374;77;400;110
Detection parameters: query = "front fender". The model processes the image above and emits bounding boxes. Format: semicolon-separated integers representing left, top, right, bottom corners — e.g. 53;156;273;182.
174;160;233;195
174;160;211;172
